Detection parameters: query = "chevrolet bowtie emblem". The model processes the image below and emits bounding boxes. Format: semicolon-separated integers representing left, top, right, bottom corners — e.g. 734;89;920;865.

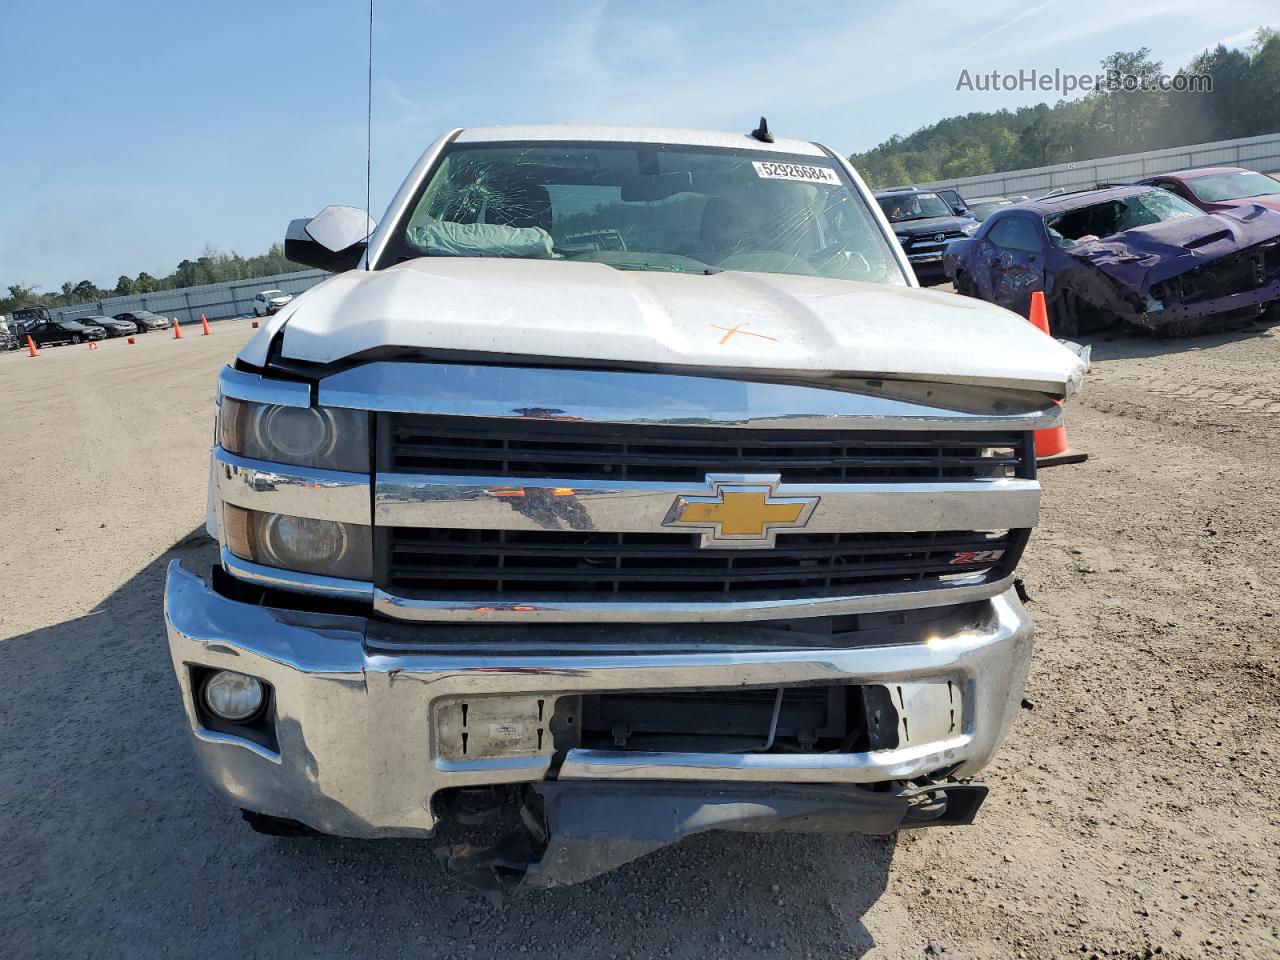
663;475;819;549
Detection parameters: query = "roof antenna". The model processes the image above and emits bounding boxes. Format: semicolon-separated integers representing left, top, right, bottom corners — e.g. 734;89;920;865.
749;116;774;143
364;0;374;269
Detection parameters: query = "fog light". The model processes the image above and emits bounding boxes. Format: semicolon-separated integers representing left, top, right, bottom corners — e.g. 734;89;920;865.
204;670;265;721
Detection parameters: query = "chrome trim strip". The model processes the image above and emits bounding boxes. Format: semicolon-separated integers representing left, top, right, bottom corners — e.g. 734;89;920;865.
433;756;551;775
318;361;1062;430
194;726;282;763
372;572;1014;623
364;128;462;270
217;366;310;408
374;474;1039;534
221;547;374;600
557;737;971;784
214;447;371;525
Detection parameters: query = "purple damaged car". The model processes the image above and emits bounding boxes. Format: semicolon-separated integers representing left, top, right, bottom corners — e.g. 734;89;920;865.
944;185;1280;336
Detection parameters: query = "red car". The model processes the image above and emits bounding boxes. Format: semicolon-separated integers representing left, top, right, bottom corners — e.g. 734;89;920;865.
1139;166;1280;214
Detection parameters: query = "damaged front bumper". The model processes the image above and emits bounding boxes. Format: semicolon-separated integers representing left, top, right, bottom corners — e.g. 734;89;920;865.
1136;276;1280;333
440;778;990;892
164;561;1033;852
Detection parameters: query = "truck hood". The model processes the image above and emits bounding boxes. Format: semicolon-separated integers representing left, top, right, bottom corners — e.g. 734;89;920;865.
243;258;1085;395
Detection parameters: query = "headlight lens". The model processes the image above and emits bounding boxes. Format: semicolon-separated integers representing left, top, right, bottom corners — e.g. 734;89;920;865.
894;233;910;243
219;396;368;471
960;222;978;235
265;513;347;568
223;504;372;580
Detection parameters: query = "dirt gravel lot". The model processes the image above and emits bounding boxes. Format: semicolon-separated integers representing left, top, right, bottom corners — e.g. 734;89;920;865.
1;317;1277;959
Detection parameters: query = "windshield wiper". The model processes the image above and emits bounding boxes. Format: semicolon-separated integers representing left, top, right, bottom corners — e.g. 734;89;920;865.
606;262;721;275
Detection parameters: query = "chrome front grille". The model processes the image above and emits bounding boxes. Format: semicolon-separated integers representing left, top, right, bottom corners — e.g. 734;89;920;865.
381;415;1030;483
370;410;1037;620
904;231;966;253
219;362;1051;621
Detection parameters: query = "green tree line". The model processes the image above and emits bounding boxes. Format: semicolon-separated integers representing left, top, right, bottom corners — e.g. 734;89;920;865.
2;243;305;315
851;29;1280;188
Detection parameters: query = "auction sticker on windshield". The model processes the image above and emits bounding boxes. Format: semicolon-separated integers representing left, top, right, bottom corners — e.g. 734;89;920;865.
752;161;841;185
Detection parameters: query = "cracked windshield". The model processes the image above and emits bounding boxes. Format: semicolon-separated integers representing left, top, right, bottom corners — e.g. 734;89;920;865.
402;144;905;284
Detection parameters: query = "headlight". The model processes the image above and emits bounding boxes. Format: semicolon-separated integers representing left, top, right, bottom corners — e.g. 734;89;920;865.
223;504;372;580
960;222;978;235
219;396;368;471
894;233;910;243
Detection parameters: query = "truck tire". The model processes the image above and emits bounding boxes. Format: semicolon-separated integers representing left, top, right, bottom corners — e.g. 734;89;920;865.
1048;290;1081;338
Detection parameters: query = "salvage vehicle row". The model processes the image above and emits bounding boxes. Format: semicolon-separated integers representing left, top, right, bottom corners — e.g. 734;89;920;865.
945;183;1280;335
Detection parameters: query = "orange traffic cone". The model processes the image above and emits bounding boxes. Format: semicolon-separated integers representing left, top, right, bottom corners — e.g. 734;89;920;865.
1027;290;1052;335
173;318;183;339
200;313;211;336
26;335;38;357
1028;291;1088;468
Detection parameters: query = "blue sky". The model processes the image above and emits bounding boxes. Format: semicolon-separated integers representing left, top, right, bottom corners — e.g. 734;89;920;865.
2;0;1276;290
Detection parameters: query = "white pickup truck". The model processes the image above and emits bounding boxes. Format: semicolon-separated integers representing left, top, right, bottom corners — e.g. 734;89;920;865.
164;123;1083;893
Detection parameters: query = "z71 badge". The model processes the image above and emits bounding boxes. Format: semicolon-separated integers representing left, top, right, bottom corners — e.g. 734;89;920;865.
950;549;1005;565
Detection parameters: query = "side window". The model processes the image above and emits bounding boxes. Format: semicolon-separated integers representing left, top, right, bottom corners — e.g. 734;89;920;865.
987;217;1041;253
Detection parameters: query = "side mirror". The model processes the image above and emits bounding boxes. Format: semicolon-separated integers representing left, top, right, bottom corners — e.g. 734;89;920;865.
285;205;377;272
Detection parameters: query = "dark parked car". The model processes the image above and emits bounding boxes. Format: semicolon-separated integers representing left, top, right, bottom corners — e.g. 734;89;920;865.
1137;166;1280;214
79;315;137;338
967;195;1030;221
27;318;107;346
935;187;971;217
113;309;171;332
874;188;978;285
945;184;1280;335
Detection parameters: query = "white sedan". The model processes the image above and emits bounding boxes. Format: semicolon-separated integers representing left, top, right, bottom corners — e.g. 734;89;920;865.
251;290;293;317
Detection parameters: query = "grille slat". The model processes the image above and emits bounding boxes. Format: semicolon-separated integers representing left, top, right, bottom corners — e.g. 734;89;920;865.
383;528;1012;596
384;416;1028;483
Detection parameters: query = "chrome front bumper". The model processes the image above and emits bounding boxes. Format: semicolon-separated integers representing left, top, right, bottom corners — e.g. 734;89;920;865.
164;561;1033;839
